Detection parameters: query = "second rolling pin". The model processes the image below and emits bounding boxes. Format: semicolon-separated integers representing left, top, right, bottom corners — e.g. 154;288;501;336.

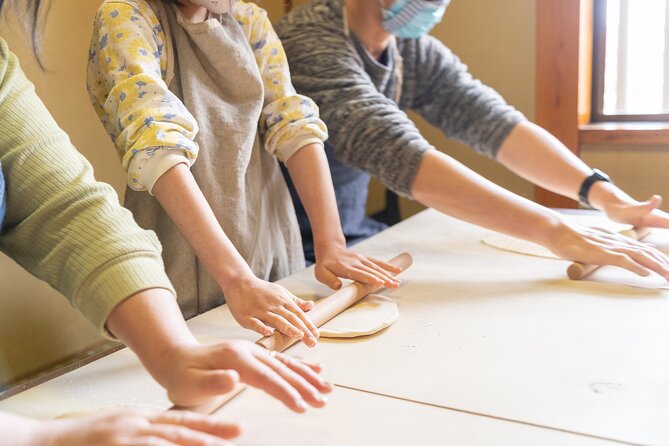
257;252;413;352
567;226;651;280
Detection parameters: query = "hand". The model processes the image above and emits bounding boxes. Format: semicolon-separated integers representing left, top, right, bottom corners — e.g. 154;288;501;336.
600;194;669;229
314;242;403;290
37;410;240;446
159;340;332;411
545;219;669;279
224;276;320;346
587;180;669;229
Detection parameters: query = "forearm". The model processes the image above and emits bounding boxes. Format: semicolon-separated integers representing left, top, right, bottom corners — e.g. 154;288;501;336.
412;150;564;246
285;144;346;251
496;121;592;200
151;164;254;289
106;288;198;387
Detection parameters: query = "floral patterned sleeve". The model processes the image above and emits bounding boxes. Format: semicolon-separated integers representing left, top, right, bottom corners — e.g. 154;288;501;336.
87;0;199;192
235;3;328;162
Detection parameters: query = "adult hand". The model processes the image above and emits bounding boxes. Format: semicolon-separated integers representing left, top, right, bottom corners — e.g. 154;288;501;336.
224;277;320;346
37;410;240;446
545;219;669;279
587;180;669;229
160;340;332;411
314;242;402;290
600;194;669;229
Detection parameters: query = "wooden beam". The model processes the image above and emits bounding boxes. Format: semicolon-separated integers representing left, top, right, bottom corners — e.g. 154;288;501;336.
535;0;593;208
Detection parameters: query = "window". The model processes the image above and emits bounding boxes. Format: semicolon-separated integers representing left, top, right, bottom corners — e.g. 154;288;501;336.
592;0;669;121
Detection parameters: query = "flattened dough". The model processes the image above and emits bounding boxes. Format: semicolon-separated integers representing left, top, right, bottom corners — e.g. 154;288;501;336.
319;294;398;338
481;234;559;260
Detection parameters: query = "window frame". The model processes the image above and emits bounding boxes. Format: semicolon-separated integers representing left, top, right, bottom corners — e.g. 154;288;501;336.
535;0;669;208
590;0;669;122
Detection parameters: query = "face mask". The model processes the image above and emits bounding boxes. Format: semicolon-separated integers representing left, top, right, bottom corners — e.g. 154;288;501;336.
381;0;449;39
190;0;232;14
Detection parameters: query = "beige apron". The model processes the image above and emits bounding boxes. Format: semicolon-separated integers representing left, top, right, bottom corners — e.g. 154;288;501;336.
124;2;304;319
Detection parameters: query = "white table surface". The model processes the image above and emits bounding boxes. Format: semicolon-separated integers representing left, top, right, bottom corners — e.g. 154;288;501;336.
1;209;667;446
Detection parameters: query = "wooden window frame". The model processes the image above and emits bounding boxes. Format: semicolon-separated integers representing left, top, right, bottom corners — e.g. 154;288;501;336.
535;0;669;208
591;0;669;122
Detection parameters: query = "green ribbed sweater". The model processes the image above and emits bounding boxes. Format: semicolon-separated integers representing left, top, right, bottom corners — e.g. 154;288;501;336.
0;38;175;336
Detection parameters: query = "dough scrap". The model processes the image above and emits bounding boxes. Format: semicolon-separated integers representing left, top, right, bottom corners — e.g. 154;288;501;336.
481;234;559;260
319;294;398;338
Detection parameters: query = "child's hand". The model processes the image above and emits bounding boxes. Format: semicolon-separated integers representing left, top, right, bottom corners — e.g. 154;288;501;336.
314;243;403;290
160;340;332;411
224;277;320;346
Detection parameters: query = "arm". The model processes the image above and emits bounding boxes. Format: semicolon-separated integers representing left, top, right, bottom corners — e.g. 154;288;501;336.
246;5;401;288
105;287;331;411
0;38;330;412
285;144;401;289
88;3;319;345
151;165;319;347
497;121;669;228
0;38;173;333
412;150;669;278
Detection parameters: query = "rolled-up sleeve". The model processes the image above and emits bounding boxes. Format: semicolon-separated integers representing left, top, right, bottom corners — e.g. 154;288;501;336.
87;1;198;192
240;4;328;162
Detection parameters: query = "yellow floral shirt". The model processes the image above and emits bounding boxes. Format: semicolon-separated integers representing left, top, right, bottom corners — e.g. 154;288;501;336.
87;0;328;192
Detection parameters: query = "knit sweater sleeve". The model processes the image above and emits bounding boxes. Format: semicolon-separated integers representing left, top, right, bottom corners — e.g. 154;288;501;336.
406;35;526;158
0;39;175;337
277;9;430;197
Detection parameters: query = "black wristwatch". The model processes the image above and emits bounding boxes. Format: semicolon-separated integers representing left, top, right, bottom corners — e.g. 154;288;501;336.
578;168;613;208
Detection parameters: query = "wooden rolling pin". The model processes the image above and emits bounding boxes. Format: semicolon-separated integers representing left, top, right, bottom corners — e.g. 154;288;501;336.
171;252;413;414
257;252;414;352
567;226;651;280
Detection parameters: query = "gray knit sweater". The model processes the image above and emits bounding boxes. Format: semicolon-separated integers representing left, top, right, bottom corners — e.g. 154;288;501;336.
277;0;526;197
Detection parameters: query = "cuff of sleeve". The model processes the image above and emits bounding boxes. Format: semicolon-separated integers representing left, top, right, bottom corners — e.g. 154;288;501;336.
278;137;324;162
143;151;191;195
74;252;176;339
488;114;526;159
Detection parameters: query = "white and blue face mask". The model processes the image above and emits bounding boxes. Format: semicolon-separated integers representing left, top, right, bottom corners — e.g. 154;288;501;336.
382;0;449;39
0;163;6;231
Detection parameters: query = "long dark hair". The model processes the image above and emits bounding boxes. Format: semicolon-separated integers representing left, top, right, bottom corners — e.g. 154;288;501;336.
0;0;49;58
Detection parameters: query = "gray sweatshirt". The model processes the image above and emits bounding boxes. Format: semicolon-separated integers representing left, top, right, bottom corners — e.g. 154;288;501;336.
276;0;526;197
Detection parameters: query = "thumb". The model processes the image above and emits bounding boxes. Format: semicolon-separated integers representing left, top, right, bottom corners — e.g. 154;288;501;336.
193;369;239;398
315;265;342;290
643;194;662;211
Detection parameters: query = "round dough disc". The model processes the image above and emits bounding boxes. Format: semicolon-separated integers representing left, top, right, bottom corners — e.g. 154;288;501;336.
319;294;398;338
481;234;559;260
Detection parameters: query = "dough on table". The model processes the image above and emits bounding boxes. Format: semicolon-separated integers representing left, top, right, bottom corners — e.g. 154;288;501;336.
481;234;559;260
319;294;398;338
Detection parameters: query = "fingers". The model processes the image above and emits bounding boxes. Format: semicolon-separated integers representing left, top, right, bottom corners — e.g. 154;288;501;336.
315;266;343;290
257;352;328;409
150;411;241;440
604;251;651;277
284;295;319;337
359;259;401;288
170;369;238;406
266;313;317;347
272;352;332;394
241;358;310;413
293;295;314;312
246;317;274;337
367;256;403;275
141;424;235;446
277;305;319;347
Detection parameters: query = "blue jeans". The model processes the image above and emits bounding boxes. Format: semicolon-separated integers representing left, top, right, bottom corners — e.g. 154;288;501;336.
0;162;5;231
